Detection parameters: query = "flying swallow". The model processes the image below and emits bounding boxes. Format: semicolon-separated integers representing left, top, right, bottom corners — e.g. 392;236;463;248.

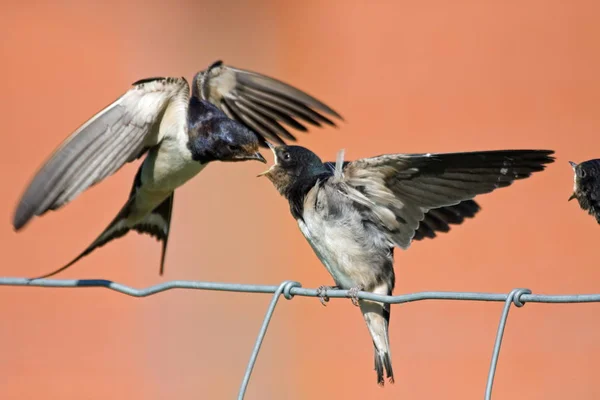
14;60;342;278
259;144;554;386
568;159;600;223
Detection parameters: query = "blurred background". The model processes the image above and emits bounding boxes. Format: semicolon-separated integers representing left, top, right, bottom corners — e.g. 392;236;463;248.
1;1;599;399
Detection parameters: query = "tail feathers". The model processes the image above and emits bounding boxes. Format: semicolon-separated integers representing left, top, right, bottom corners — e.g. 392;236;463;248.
374;345;395;386
359;299;394;386
31;192;174;279
131;192;174;275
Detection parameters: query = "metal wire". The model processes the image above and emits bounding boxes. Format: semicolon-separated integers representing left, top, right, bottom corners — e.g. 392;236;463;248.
485;288;531;400
238;280;301;400
1;277;599;399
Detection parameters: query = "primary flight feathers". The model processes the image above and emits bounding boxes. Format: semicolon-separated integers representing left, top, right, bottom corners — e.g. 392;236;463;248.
340;149;554;248
203;65;342;143
14;60;342;278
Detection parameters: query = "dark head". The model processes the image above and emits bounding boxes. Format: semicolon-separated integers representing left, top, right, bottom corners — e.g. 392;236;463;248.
569;159;600;200
257;144;330;197
568;159;600;223
187;98;266;164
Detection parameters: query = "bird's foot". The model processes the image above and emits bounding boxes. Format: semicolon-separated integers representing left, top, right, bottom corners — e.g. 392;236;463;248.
347;285;364;307
316;285;338;306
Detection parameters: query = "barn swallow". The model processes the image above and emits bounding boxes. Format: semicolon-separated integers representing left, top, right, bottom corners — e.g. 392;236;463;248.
259;144;554;386
13;60;342;279
568;159;600;223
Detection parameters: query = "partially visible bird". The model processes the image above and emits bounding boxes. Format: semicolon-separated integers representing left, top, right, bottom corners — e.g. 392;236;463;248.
568;159;600;223
259;144;554;386
13;60;342;278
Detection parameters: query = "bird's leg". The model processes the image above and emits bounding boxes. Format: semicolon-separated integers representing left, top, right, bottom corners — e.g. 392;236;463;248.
316;285;339;306
347;285;364;307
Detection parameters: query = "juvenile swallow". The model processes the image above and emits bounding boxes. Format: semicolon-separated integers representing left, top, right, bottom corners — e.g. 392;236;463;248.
260;144;554;386
568;159;600;223
14;60;342;278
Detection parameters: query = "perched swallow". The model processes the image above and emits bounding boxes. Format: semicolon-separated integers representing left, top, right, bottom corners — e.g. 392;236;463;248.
14;60;342;278
260;144;554;386
568;159;600;223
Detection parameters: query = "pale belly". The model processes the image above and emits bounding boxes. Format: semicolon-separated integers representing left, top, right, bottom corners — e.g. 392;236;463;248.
128;142;207;221
298;217;382;290
140;139;207;192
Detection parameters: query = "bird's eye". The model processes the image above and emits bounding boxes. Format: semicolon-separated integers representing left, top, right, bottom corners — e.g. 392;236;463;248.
282;152;291;161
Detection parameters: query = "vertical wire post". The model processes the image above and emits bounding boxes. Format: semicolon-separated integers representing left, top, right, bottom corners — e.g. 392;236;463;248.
484;288;531;400
237;280;301;400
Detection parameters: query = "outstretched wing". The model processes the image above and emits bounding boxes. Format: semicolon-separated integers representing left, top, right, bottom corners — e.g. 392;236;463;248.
13;77;190;230
324;160;482;241
341;150;555;248
198;60;342;145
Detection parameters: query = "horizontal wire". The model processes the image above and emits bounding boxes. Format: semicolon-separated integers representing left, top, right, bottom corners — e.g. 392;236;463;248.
2;276;599;400
1;277;599;304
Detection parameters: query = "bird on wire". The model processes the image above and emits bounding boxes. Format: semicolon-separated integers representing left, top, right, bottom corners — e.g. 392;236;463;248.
259;143;554;386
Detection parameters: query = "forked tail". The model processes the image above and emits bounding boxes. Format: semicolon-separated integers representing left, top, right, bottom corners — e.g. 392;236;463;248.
31;192;174;279
359;299;394;386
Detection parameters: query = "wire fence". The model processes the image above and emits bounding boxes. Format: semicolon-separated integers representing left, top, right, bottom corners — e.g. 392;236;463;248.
1;276;599;400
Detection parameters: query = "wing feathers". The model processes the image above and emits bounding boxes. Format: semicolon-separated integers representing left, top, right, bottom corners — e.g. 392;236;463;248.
19;103;125;217
235;96;298;141
234;100;293;144
224;98;285;145
13;78;189;230
343;149;554;248
412;200;481;241
232;67;342;119
238;88;310;131
240;86;324;126
201;63;342;145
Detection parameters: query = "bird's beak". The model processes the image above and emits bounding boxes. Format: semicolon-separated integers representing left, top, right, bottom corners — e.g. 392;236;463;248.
265;141;277;154
247;152;267;163
569;161;578;170
257;141;277;177
257;169;271;178
568;193;577;201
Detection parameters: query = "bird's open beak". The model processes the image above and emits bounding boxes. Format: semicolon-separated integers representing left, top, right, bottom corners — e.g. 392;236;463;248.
257;169;271;178
568;161;578;201
257;142;277;177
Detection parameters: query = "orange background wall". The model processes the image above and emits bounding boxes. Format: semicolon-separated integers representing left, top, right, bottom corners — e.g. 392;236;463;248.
1;1;599;399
